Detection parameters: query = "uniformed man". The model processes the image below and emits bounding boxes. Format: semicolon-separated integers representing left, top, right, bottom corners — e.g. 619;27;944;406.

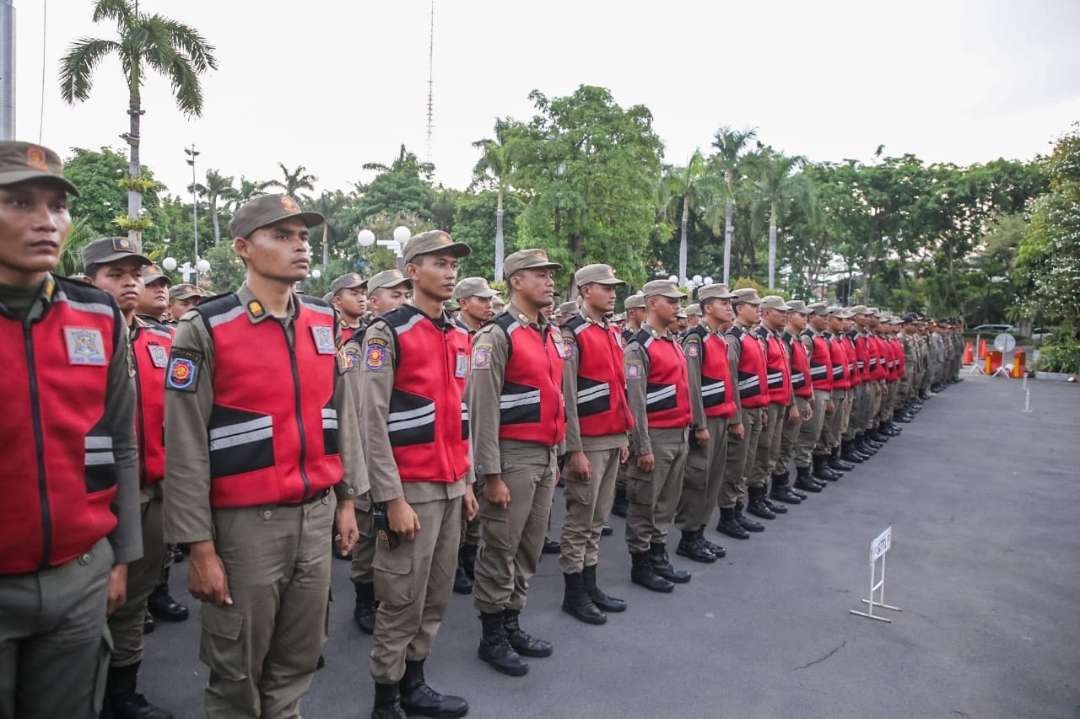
716;288;766;540
750;296;796;519
166;283;205;324
623;279;694;592
674;306;689;335
844;306;878;459
80;237;176;719
327;271;368;345
350;268;412;635
491;294;506;315
673;283;739;560
555;299;578;326
611;292;647;519
163;194;362;718
469;249;565;676
685;303;702;330
803;302;849;482
355;230;477;719
776;300;824;500
138;264;170;322
0;141;141;719
824;307;860;467
449;276;497;596
558;264;632;624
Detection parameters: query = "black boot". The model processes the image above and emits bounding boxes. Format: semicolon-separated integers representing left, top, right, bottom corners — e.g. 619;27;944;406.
841;439;865;463
106;663;173;719
542;536;561;554
677;529;717;563
478;612;528;676
582;564;626;612
562;572;607;625
461;542;477;581
747;486;776;519
143;610;155;635
794;465;823;493
372;682;407;719
353;581;377;635
630;551;674;593
611;485;628;518
853;435;874;458
650;542;692;583
453;545;474;595
829;447;855;472
503;610;553;657
812;455;840;482
699;529;727;557
734;502;765;532
399;659;469;718
894;410;912;424
717;507;750;539
769;472;803;504
147;583;189;622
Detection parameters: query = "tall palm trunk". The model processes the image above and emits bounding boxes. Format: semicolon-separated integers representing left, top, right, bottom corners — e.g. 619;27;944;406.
678;196;689;285
126;89;142;243
494;188;505;281
210;196;221;245
322;224;330;267
768;202;778;289
723;197;734;285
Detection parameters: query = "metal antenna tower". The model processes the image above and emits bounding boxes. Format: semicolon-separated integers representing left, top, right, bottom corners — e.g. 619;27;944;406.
425;0;434;166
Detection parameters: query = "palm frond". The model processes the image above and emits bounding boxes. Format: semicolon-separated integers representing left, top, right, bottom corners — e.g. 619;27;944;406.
58;38;120;103
91;0;134;28
157;17;218;72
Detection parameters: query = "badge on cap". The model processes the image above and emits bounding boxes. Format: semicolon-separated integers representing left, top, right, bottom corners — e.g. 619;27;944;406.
64;327;107;366
364;337;389;371
281;196;301;213
165;349;201;392
26;145;49;171
147;343;169;369
455;351;468;378
311;325;336;355
112;237;132;252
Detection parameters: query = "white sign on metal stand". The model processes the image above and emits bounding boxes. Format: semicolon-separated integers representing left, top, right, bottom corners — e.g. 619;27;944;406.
991;333;1015;378
967;333;985;376
850;527;902;623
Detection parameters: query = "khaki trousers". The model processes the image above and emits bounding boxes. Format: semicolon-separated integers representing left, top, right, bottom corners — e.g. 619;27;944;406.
728;405;766;507
625;429;689;554
676;416;729;531
473;450;557;614
0;538;112;719
778;399;805;475
797;390;830;467
845;384;866;440
350;500;375;586
822;388;847;450
201;494;334;719
371;496;461;684
560;447;621;574
108;491;167;668
752;403;784;487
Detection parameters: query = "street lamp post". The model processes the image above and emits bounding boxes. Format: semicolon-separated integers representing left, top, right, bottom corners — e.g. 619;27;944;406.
184;144;202;285
358;225;411;273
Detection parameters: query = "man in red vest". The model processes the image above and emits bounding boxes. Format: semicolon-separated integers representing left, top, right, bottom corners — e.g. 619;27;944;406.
804;303;852;479
611;292;647;519
355;230;477;718
750;295;797;519
623;279;694;592
558;264;633;625
163;194;362;718
776;300;822;501
328;271;368;346
83;237;180;719
469;249;565;677
0;141;142;719
674;282;739;560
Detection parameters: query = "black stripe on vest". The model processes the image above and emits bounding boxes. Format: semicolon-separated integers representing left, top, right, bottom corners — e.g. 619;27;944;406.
207;405;275;479
388;389;436;446
576;376;611;417
84;417;118;493
499;381;541;426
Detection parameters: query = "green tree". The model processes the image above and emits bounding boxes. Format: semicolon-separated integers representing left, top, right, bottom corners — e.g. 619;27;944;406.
471;118;522;279
266;163;317;197
59;0;217;243
230;176;270;209
662;149;710;285
189;169;234;245
710;127;757;284
750;149;805;289
353;145;436;223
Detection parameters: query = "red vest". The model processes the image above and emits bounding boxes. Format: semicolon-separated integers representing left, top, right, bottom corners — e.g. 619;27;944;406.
373;306;471;483
132;319;173;487
565;315;634;437
195;293;342;508
730;326;769;409
1;277;122;574
827;332;852;390
629;328;691;429
804;330;833;392
785;331;814;399
761;328;792;405
894;338;906;379
854;333;870;383
684;325;736;419
868;335;887;381
494;313;566;445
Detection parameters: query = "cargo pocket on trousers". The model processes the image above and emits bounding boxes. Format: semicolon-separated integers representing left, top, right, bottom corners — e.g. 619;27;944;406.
200;605;248;682
683;445;709;491
373;539;416;606
92;626;113;714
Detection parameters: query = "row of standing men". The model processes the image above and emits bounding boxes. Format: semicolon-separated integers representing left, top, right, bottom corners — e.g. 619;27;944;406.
0;141;963;719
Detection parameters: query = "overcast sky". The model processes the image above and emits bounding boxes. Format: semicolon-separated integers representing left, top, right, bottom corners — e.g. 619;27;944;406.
10;0;1080;198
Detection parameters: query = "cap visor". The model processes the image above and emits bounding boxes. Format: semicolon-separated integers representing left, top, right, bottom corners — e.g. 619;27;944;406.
92;251;153;267
411;242;472;262
0;170;81;196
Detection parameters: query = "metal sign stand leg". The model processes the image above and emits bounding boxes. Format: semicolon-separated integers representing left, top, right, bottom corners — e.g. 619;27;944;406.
850;554;902;623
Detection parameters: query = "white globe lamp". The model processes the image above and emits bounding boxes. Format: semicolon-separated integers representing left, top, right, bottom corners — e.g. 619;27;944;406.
162;257;178;272
357;229;376;248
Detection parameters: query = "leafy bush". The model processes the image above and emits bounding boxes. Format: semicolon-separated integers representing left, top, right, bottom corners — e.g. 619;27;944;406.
1035;333;1080;373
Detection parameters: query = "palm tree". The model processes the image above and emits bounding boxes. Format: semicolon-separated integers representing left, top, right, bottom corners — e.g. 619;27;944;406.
711;127;757;284
471;119;518;279
662;150;709;285
189;169;234;245
753;150;806;289
59;0;217;243
231;176;270;208
267;163;317;197
303;190;348;267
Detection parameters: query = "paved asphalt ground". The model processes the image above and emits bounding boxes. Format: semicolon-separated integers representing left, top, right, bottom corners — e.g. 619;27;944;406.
142;373;1080;719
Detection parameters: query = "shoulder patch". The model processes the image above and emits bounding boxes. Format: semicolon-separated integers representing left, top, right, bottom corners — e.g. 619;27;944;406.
165;348;201;392
626;359;644;380
364;337;390;371
472;344;492;370
337;342;362;374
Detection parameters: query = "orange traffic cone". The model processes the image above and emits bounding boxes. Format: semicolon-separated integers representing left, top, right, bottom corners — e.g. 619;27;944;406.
977;338;987;360
963;341;974;365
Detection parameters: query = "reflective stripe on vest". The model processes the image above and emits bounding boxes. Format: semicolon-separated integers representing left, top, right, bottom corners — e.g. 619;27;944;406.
494;313;566;445
566;315;633;437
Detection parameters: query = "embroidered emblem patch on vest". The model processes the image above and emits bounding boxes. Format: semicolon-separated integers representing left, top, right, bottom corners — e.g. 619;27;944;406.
147;343;169;368
64;327;106;366
165;349;201;392
364;337;388;371
311;325;336;355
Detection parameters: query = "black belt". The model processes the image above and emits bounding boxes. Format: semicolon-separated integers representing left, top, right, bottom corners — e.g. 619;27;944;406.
278;487;331;507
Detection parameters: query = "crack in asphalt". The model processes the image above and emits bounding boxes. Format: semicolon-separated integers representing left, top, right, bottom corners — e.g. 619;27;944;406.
793;640;848;671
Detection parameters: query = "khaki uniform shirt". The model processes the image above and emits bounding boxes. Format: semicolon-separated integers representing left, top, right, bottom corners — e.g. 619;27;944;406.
468;302;558;475
163;284;364;545
352;306;473;505
561;311;629;454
